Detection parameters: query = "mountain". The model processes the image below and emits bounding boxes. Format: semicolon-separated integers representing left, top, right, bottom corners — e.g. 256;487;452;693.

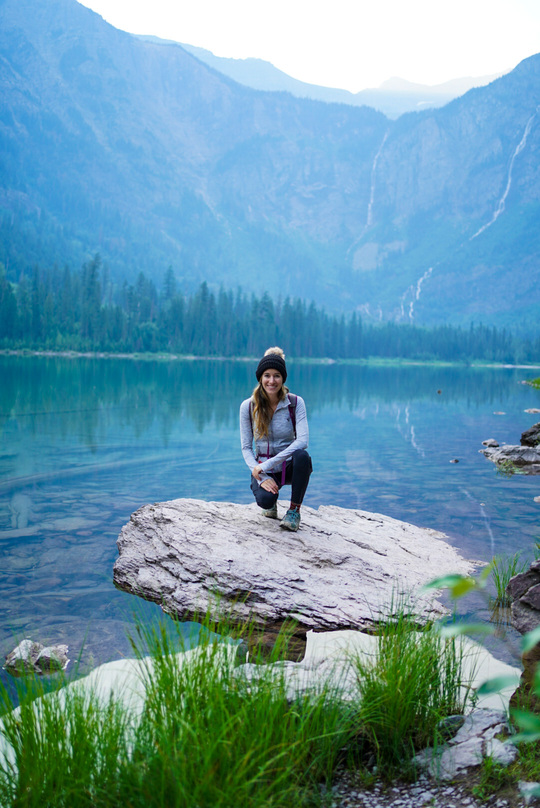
0;0;539;327
355;57;540;326
176;41;503;119
0;0;387;306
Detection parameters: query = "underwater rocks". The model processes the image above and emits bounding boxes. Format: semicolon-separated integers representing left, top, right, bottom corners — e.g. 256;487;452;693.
4;639;69;677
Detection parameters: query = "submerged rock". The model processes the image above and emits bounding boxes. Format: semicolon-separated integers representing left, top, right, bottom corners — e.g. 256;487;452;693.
4;639;69;677
113;499;474;636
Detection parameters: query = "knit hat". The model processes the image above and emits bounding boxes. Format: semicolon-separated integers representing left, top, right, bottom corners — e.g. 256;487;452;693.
256;352;287;383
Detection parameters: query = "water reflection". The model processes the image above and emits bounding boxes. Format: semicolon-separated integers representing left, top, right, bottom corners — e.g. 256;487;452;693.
0;357;528;445
1;355;539;692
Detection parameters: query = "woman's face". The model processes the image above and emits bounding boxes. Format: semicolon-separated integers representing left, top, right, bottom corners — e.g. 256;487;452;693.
261;369;283;398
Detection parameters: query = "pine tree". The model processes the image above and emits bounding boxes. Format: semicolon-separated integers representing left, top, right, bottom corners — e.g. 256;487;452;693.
0;265;18;340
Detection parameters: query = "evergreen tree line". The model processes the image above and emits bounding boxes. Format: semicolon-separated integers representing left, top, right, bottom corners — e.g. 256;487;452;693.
0;256;538;362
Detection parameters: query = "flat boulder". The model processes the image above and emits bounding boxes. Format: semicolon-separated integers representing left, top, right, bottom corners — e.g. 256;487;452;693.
113;499;473;634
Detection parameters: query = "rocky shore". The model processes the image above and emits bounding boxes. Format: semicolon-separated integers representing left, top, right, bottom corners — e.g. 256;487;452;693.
481;422;540;474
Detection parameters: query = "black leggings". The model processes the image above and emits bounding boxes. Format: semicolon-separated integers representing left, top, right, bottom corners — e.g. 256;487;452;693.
251;449;312;509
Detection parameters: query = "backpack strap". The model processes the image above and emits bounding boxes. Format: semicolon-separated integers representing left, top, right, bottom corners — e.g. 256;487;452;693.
287;394;297;437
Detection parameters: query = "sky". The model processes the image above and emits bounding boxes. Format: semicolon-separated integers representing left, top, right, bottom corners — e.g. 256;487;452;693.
79;0;540;92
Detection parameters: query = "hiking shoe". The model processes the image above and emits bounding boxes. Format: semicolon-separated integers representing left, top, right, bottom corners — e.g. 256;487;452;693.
280;508;300;531
262;503;278;519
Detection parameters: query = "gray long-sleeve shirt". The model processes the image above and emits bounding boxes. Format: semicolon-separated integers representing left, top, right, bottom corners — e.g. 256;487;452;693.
239;393;309;483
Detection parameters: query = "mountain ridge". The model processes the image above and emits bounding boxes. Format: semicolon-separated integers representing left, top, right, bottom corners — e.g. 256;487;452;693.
168;38;504;119
0;0;538;328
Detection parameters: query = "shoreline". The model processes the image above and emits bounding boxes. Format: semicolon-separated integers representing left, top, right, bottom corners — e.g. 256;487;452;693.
1;348;540;370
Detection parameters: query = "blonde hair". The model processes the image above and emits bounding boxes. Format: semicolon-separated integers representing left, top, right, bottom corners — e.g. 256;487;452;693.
252;346;288;439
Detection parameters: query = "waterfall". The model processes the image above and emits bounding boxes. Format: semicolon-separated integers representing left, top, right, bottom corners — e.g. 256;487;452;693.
408;266;433;321
346;130;389;256
366;131;388;229
471;106;539;240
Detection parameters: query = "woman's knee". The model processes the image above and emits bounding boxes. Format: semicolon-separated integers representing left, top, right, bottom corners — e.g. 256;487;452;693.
291;449;312;472
251;477;278;509
256;489;278;509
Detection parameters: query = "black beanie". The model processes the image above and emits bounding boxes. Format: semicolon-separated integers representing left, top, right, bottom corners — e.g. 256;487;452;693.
256;353;287;383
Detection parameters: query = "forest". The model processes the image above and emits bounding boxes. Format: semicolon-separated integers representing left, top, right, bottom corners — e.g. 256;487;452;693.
0;256;539;363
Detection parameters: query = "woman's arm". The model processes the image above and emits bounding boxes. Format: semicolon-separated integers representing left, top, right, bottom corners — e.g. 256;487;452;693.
240;398;275;488
239;398;258;472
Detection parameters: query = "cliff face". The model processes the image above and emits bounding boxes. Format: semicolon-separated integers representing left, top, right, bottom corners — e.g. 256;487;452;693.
1;0;539;324
359;58;540;324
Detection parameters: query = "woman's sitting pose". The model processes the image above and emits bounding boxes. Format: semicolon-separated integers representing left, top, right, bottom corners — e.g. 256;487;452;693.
239;346;312;532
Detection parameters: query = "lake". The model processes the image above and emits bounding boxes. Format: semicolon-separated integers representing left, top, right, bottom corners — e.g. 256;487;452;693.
1;355;539;691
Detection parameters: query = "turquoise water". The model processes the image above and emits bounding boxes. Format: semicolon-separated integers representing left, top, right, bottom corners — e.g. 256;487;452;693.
1;356;539;688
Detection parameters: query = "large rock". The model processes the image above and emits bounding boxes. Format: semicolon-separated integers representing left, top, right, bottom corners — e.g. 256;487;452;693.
113;499;474;635
415;709;517;780
521;422;540;447
480;422;540;473
508;560;540;635
480;444;540;474
507;560;540;712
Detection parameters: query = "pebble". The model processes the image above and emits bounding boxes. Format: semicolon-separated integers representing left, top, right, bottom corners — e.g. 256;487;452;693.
327;768;529;807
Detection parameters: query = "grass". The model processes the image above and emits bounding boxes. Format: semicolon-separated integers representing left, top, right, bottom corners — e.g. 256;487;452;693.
0;608;472;806
124;621;354;808
350;608;468;780
472;755;516;802
472;706;540;804
495;459;525;477
0;618;355;808
490;552;529;607
0;683;131;807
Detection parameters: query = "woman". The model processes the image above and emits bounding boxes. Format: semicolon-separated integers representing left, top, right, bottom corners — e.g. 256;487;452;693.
240;347;312;531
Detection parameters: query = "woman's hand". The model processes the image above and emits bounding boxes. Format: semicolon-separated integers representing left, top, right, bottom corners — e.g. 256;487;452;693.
261;478;279;494
252;466;278;494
